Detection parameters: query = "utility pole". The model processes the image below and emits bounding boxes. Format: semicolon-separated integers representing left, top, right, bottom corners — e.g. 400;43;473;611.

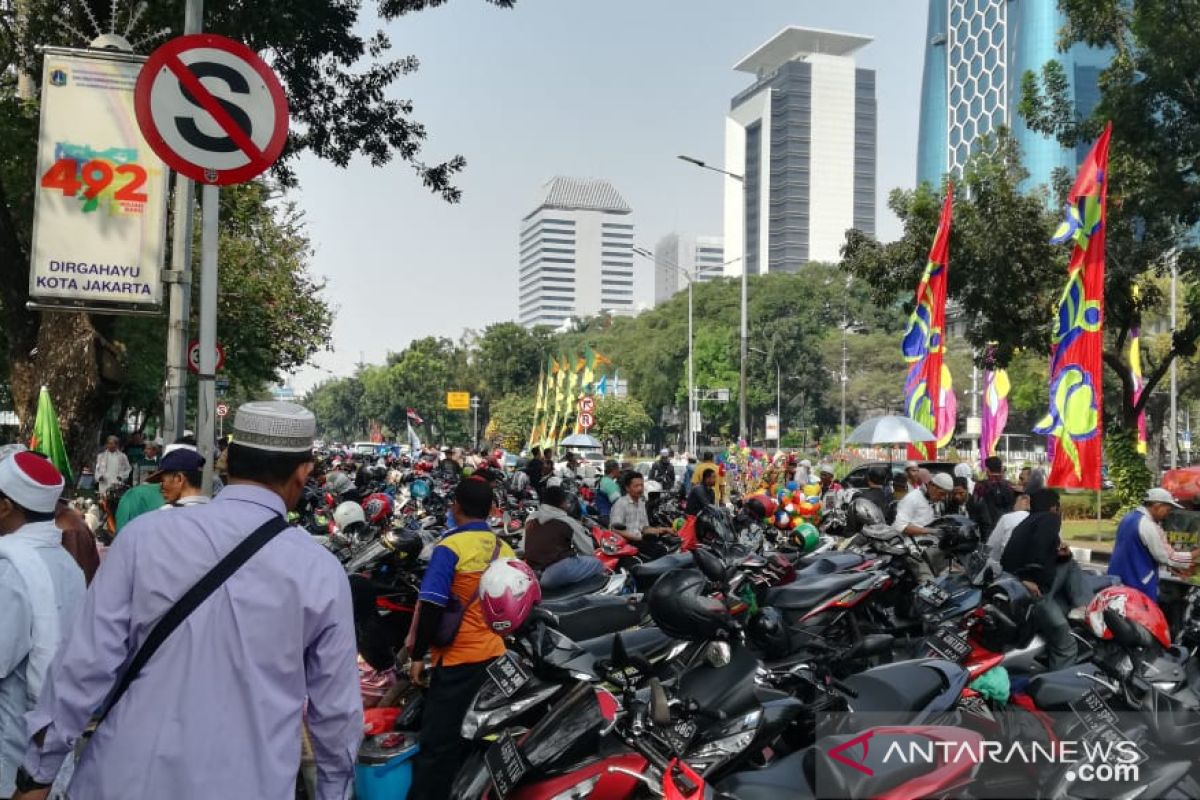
162;0;203;445
471;395;480;450
1171;257;1179;469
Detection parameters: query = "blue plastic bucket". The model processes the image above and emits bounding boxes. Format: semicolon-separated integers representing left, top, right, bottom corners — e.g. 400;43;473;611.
354;734;420;800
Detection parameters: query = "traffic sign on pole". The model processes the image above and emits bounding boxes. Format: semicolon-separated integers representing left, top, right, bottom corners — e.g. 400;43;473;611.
216;402;229;418
579;396;595;414
578;412;595;431
135;34;289;186
187;338;225;374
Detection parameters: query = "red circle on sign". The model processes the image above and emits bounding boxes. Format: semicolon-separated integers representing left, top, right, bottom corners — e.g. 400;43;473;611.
216;403;229;417
188;339;226;374
579;412;595;430
135;34;289;185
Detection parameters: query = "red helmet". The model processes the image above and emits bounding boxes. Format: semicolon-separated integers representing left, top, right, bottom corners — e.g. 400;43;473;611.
414;461;432;474
1086;586;1171;649
361;493;393;525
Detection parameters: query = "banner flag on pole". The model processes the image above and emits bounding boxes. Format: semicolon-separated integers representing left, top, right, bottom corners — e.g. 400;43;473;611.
980;366;1011;468
29;385;73;483
1034;123;1111;490
902;186;953;460
528;360;546;450
1130;285;1148;455
545;357;562;451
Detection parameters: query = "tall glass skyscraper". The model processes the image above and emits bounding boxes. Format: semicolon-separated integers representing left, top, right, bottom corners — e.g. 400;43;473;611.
916;0;1108;189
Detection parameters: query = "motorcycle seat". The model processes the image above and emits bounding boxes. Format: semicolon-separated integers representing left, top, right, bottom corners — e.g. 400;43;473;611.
542;594;645;642
1027;662;1100;709
678;645;762;719
578;626;676;662
629;552;694;582
764;572;865;611
794;552;866;577
539;573;610;602
842;661;950;714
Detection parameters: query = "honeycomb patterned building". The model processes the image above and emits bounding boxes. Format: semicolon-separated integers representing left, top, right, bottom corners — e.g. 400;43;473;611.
917;0;1110;191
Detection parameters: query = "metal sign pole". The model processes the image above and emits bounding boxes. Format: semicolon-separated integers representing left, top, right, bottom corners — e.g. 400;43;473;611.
162;0;203;445
198;184;219;495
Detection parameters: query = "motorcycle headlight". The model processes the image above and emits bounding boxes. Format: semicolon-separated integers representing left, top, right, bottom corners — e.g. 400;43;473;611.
686;710;762;768
461;683;559;738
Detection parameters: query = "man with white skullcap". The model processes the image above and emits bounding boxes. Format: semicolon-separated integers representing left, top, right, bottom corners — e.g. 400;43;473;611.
19;402;359;800
0;452;85;800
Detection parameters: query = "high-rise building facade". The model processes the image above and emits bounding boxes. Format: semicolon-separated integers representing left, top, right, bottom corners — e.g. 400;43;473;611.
653;233;725;305
518;177;643;328
723;27;877;276
917;0;1108;189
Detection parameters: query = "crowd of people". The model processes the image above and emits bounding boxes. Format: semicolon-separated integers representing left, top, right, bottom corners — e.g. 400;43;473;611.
3;405;1200;799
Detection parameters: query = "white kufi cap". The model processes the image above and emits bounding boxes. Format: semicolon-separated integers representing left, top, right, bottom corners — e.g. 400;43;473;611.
0;451;65;513
232;401;316;453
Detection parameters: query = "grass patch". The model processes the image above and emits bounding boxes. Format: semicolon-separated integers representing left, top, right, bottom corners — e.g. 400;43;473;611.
1061;518;1118;542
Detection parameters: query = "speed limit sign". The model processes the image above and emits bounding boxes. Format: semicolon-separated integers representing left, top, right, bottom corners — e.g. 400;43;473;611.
216;403;229;418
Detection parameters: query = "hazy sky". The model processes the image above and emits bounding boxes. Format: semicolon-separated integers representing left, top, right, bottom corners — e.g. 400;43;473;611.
290;0;928;390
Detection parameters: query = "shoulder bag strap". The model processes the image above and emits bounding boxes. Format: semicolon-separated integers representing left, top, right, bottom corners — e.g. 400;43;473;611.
464;534;505;612
96;514;289;726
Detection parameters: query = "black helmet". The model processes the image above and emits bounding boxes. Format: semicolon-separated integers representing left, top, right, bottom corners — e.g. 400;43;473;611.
381;528;424;563
647;568;733;642
747;607;790;659
934;515;980;555
977;575;1034;651
850;495;885;529
695;506;736;548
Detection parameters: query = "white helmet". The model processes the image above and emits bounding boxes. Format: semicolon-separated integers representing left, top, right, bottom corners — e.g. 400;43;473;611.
333;500;366;532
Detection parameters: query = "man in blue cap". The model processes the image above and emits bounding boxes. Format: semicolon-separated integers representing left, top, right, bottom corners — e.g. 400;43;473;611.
147;448;209;509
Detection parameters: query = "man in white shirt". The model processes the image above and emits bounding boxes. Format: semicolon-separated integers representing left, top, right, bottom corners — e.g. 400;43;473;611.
94;436;131;494
893;471;952;537
987;491;1031;564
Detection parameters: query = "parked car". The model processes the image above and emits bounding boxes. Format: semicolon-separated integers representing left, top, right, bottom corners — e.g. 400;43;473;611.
842;460;957;489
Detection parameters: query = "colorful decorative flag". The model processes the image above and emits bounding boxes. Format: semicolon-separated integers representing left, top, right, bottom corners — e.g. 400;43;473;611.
527;360;547;450
544;357;562;450
935;363;957;448
29;385;73;483
1130;285;1148;455
1034;123;1112;489
902;186;954;460
980;366;1011;469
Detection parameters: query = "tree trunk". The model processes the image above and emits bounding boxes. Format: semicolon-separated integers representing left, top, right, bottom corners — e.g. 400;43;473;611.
10;312;124;483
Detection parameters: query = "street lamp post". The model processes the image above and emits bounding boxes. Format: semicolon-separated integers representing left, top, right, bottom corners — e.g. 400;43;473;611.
677;154;747;442
634;246;741;457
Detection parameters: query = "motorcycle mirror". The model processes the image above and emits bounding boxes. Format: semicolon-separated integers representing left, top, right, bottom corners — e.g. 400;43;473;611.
611;632;629;668
843;634;894;660
649;678;671;726
692;548;727;585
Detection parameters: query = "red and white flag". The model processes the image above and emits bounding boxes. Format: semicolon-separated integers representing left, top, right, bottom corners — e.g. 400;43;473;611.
406;408;424;425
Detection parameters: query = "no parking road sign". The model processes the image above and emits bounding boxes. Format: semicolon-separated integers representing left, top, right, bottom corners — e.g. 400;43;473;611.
135;34;288;185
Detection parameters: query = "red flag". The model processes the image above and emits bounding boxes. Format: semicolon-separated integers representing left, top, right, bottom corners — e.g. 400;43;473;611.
902;187;953;460
406;408;424;425
1035;124;1111;490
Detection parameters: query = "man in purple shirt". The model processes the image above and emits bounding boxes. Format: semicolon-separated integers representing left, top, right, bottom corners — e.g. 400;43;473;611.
16;402;360;800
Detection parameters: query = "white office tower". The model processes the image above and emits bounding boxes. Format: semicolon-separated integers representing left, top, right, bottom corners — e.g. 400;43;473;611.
653;233;726;305
724;27;877;275
518;177;644;328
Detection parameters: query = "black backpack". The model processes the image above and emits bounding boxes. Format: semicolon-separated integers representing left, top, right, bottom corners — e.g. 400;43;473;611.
975;479;1014;538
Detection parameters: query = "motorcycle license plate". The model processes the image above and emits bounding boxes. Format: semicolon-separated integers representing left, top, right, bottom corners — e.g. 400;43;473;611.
926;627;972;663
487;652;531;698
1068;689;1148;767
917;583;950;608
484;729;531;799
659;717;698;755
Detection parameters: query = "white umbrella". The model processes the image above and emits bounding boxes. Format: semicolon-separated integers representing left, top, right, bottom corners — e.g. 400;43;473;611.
846;415;936;445
560;433;602;448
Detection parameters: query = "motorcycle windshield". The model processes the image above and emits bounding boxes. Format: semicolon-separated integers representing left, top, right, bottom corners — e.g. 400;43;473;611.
529;623;598;678
519;680;607;769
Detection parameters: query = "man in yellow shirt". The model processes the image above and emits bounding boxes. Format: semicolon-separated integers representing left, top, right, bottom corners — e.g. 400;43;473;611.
691;451;726;505
408;478;514;800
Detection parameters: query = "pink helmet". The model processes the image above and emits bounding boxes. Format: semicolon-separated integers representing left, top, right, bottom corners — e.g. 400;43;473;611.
479;559;542;634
